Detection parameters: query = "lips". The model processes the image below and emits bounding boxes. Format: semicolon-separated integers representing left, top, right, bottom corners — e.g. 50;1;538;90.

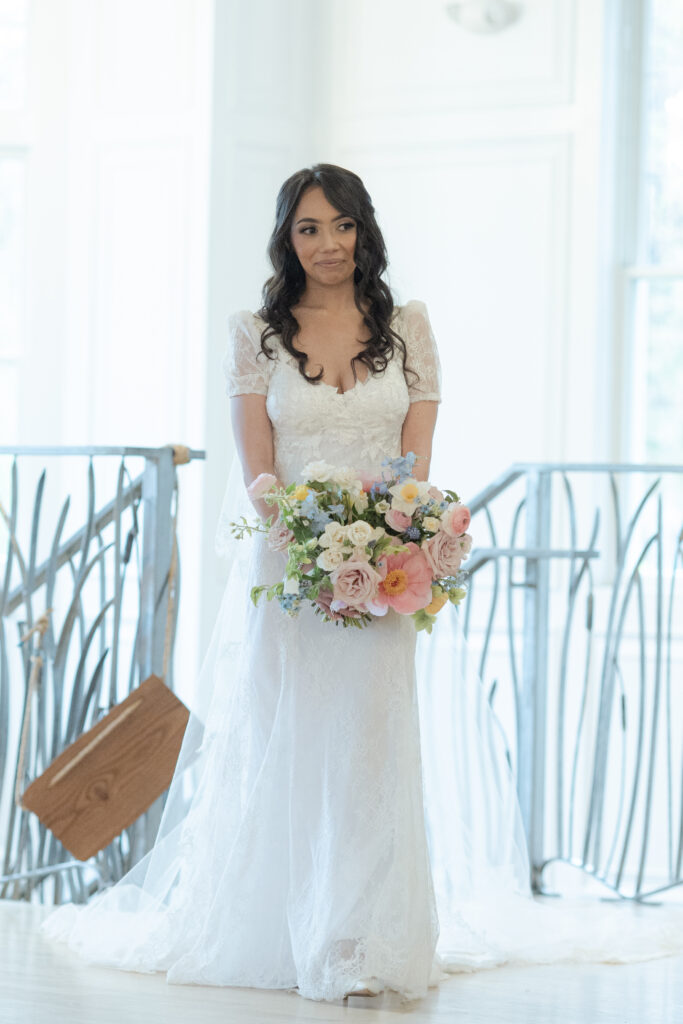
318;259;343;266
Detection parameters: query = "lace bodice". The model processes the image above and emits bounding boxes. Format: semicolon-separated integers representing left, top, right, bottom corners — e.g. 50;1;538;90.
222;300;442;484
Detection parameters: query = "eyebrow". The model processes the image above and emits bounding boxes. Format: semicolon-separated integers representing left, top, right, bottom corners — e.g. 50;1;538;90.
294;214;352;225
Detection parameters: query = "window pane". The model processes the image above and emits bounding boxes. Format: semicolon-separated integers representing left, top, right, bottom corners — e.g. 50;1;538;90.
641;1;683;266
0;155;25;359
636;279;683;462
0;0;28;110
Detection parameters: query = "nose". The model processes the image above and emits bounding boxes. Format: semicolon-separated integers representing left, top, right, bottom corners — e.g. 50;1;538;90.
317;227;342;253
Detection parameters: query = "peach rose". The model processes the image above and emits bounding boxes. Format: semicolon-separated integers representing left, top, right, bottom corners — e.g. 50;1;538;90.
385;507;412;532
329;558;383;609
421;531;464;577
441;502;471;537
247;472;278;500
267;521;294;552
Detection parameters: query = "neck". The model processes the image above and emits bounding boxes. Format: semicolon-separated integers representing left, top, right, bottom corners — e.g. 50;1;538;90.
297;276;358;313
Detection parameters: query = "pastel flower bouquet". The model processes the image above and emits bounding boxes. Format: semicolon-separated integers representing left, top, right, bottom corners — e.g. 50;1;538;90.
229;452;472;632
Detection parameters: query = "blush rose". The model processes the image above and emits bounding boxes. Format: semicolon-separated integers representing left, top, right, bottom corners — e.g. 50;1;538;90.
441;502;471;537
421;531;465;577
328;559;383;610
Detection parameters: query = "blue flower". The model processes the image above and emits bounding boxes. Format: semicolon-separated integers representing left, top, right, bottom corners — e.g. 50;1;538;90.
300;493;331;535
277;592;302;616
328;503;345;516
404;526;421;540
382;452;417;482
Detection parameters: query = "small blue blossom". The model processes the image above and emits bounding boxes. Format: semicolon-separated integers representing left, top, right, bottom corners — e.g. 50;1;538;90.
277;592;302;616
300;493;331;535
404;526;421;540
328;503;345;516
382;452;417;482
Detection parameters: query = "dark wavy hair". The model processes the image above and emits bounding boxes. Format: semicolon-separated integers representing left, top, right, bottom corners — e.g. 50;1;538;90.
254;163;419;391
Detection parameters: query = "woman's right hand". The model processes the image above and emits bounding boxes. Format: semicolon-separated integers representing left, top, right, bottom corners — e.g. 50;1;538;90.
251;477;285;524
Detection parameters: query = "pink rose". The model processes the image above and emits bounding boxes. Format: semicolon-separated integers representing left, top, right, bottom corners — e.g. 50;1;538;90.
421;531;465;577
459;533;472;557
385;508;412;532
314;586;361;620
441;502;471;537
247;472;278;500
329;559;383;609
267;521;294;552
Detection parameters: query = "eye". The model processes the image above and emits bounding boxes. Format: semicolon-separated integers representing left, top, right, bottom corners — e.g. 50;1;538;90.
299;221;356;235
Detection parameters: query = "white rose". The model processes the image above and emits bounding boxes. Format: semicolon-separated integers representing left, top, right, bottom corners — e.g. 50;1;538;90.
322;521;347;545
350;545;371;562
317;547;345;571
423;516;441;533
374;499;390;513
353;491;369;513
346;520;374;546
332;466;363;492
283;575;299;594
301;460;334;482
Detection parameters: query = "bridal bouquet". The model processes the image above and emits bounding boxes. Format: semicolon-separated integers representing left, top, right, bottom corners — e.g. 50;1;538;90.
229;452;471;632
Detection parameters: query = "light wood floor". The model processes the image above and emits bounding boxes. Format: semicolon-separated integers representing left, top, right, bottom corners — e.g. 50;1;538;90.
2;899;682;1024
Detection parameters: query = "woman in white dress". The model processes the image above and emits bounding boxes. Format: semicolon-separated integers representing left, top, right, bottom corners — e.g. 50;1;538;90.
40;163;683;1004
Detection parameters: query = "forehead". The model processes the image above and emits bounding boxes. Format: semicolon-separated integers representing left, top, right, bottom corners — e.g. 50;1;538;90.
293;185;343;220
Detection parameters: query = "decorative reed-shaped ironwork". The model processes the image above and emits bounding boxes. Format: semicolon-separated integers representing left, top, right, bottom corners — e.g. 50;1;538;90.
0;445;204;904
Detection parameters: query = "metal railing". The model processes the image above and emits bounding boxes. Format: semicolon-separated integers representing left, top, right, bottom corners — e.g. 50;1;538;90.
462;462;683;902
0;445;205;903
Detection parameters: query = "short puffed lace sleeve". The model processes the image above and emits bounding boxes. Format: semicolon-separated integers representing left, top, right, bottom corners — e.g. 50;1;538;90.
400;299;442;403
222;310;271;397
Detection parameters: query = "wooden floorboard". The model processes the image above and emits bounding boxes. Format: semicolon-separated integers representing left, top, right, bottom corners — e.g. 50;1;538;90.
1;899;682;1023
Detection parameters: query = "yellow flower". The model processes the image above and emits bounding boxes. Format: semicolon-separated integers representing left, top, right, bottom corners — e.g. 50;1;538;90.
293;484;310;501
400;482;419;502
424;586;448;615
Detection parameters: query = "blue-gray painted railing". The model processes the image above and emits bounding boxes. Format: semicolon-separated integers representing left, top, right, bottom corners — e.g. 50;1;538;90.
0;445;205;903
463;462;683;902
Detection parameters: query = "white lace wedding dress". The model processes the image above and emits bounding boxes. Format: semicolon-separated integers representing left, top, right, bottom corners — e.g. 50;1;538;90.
40;301;683;1003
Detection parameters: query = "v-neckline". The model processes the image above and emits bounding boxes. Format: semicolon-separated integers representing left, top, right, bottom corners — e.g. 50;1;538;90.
252;306;401;395
282;352;371;396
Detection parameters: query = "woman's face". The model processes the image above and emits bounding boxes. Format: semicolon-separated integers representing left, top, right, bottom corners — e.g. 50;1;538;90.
289;185;357;288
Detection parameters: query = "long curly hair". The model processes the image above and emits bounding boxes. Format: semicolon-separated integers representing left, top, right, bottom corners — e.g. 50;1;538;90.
255;163;419;391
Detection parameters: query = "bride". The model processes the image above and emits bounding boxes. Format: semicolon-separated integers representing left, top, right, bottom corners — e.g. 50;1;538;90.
40;162;683;1004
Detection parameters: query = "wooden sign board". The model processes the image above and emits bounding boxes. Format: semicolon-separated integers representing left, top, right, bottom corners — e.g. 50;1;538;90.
21;674;190;861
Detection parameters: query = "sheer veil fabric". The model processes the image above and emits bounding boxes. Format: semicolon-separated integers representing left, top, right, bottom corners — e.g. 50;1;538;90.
40;303;683;1003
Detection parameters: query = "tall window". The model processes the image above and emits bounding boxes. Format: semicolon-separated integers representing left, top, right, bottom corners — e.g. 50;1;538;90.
0;0;28;445
623;0;683;466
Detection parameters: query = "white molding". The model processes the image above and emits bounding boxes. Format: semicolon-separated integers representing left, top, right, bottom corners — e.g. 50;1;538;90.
328;0;576;117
